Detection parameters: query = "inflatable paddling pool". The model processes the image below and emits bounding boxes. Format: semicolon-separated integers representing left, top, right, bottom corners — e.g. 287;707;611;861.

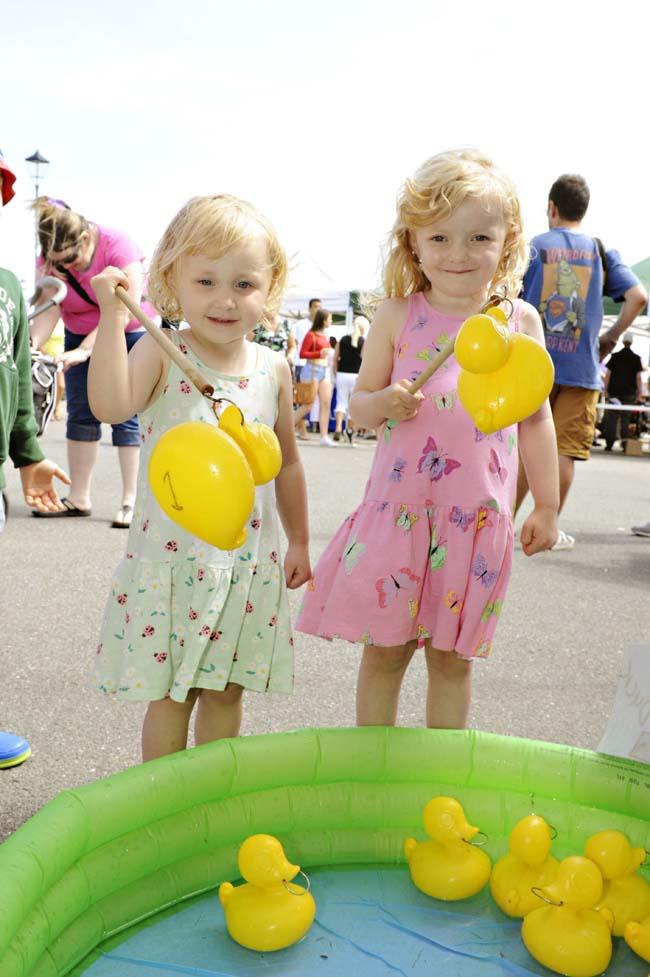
1;727;649;976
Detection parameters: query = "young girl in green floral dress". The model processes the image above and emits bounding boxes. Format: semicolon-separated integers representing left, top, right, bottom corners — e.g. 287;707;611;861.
88;195;310;760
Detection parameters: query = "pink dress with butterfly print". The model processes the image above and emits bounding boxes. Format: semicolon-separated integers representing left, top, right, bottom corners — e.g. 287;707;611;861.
297;292;520;659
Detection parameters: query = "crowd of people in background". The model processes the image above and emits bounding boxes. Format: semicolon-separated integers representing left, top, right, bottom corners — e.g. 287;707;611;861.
250;295;371;447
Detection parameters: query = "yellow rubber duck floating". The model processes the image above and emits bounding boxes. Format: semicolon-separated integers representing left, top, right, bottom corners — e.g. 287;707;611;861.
521;855;614;977
218;834;316;951
624;912;650;969
404;796;491;901
584;829;650;936
455;305;554;434
490;814;559;918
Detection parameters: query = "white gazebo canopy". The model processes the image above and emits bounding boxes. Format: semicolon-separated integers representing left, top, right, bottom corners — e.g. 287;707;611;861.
281;251;354;320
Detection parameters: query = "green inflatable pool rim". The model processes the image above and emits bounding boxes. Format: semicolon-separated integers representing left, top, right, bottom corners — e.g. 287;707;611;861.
1;727;649;977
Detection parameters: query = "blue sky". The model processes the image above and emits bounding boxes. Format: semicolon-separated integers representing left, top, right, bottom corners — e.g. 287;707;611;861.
2;0;649;294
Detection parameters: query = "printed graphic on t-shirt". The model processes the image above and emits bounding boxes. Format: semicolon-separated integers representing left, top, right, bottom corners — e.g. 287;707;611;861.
538;248;595;354
0;287;17;367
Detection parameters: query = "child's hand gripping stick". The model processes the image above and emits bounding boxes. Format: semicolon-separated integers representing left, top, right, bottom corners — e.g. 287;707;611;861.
115;285;214;398
114;287;282;551
407;305;554;434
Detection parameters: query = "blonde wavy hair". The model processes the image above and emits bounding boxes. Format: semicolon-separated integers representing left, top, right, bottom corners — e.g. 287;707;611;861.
147;195;288;325
382;148;528;301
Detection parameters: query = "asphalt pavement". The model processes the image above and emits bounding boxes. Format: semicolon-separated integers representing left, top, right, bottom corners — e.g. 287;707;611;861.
1;419;649;841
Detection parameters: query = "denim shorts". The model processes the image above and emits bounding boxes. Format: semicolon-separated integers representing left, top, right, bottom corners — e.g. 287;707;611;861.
64;329;145;445
301;362;328;383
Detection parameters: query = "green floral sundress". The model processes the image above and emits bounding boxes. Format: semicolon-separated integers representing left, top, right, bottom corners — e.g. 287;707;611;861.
96;336;293;702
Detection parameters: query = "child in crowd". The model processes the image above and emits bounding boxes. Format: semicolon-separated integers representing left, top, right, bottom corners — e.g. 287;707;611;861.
88;195;310;760
298;149;559;731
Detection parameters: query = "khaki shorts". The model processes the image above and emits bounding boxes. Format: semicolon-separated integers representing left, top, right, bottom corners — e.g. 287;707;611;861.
549;384;600;460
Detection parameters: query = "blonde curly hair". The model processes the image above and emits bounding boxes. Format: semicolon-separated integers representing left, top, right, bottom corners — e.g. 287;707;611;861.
147;195;288;325
382;148;528;301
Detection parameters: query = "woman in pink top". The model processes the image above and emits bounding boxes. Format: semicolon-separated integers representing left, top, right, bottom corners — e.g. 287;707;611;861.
30;198;154;527
297;149;560;730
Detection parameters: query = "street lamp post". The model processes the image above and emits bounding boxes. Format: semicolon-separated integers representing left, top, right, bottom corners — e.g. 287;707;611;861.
25;150;50;283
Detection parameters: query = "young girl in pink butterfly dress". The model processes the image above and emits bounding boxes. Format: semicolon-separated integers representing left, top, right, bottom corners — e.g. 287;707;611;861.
297;149;559;730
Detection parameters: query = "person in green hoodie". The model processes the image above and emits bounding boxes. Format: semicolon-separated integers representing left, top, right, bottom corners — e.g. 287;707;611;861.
0;150;69;533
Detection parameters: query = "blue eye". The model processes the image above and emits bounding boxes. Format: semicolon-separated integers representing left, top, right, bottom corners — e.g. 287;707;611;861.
473;235;490;242
429;235;445;242
237;280;252;290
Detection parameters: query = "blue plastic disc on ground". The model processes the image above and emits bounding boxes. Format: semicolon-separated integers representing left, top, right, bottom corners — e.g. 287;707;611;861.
0;732;31;767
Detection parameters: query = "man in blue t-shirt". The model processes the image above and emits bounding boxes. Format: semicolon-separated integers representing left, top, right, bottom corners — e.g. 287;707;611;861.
516;173;647;549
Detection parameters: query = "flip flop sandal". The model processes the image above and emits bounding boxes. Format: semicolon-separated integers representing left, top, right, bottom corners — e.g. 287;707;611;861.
32;497;92;518
111;505;133;529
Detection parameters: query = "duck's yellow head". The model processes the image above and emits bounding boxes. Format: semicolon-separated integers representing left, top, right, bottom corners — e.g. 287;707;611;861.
509;815;553;866
422;796;478;843
585;830;645;880
541;856;603;911
238;834;299;887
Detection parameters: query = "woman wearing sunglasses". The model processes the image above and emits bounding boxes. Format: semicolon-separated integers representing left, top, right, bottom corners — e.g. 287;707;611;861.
29;198;156;527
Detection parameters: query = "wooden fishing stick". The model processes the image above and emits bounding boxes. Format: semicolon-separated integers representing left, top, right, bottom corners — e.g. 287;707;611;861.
115;286;215;398
408;340;455;394
407;293;507;394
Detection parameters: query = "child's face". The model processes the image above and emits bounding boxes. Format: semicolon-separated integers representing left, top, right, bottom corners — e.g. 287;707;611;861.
410;195;507;307
174;235;273;344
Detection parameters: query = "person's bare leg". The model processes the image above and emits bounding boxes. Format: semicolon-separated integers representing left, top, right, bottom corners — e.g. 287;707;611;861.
319;380;333;437
557;454;575;513
117;445;140;508
424;645;472;729
294;403;312;429
141;690;198;761
356;642;416;726
66;439;99;509
194;684;244;743
335;410;345;434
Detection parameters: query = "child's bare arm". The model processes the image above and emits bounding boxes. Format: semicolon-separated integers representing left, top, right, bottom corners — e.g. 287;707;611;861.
273;358;311;588
349;299;423;428
517;303;559;555
88;266;166;423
